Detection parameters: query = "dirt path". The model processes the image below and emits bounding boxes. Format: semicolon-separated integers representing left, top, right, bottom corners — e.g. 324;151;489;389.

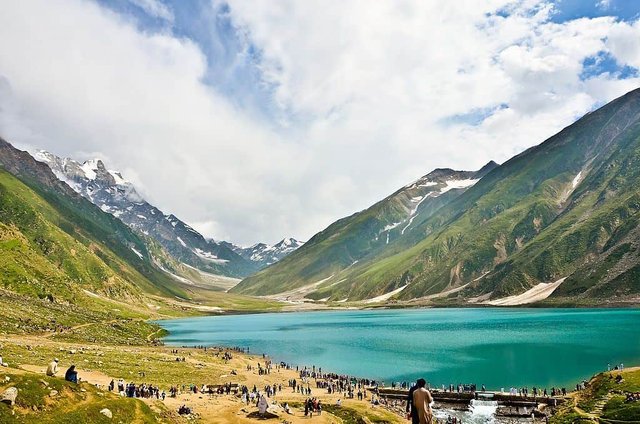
40;318;121;339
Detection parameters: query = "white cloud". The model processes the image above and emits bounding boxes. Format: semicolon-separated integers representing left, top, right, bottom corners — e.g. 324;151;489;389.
0;0;639;245
127;0;174;23
607;19;640;68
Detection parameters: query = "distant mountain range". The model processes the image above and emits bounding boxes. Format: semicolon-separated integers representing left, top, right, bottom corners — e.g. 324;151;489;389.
222;237;305;269
233;88;640;306
32;151;301;278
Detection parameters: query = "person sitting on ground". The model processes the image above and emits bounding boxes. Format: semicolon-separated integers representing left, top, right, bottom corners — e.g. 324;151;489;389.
46;358;59;376
65;365;78;383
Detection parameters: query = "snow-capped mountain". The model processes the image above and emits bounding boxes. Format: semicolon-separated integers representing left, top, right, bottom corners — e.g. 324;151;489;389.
222;237;305;269
33;150;257;278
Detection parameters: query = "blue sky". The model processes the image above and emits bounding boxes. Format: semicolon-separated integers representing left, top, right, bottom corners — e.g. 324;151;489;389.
551;0;639;22
0;1;639;244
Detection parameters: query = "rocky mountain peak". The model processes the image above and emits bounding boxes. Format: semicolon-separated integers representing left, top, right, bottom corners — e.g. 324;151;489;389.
31;149;300;276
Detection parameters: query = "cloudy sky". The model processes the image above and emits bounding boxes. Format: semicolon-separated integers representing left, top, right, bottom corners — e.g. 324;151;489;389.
1;0;639;245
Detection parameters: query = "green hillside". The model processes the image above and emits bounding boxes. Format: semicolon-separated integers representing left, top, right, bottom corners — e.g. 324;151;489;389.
0;139;283;343
232;163;497;297
234;88;640;305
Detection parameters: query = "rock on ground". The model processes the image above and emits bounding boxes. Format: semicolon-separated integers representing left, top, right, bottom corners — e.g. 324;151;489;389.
1;387;18;406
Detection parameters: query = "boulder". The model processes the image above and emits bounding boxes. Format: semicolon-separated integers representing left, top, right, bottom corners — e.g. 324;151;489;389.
100;408;113;419
1;387;18;406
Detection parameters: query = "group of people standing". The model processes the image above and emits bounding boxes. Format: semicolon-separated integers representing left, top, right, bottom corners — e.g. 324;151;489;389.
303;397;322;417
108;379;165;400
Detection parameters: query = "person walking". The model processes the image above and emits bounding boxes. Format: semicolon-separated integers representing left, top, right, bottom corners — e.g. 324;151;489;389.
412;378;433;424
406;380;420;424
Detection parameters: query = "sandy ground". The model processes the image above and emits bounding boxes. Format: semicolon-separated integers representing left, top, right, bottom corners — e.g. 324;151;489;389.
485;277;566;306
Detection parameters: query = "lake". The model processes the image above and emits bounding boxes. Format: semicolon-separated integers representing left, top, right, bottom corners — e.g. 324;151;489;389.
158;308;640;390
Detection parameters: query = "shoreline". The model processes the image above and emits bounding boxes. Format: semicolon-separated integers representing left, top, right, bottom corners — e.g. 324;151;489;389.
155;303;640;321
154;307;640;393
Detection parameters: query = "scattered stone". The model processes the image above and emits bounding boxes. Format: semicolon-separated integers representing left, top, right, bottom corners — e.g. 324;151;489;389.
99;408;113;419
4;376;10;382
1;387;18;406
80;388;86;392
49;390;58;397
39;379;49;387
69;350;76;354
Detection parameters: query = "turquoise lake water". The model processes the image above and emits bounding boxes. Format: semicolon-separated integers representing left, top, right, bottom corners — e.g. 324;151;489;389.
158;308;640;390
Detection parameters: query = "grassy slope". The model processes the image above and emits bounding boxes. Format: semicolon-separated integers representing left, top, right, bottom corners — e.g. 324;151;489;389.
551;367;640;423
0;372;162;423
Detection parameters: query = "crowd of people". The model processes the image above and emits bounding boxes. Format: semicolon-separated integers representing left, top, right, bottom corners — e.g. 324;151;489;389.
107;379;166;400
36;345;629;423
625;392;640;403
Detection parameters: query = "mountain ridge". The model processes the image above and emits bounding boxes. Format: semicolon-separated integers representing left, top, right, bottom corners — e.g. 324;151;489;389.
32;150;302;278
233;87;640;306
232;160;498;297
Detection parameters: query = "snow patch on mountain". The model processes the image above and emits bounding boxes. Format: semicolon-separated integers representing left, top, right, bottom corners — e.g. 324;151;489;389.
439;178;479;195
572;171;583;188
401;194;432;234
194;248;228;264
131;247;144;259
